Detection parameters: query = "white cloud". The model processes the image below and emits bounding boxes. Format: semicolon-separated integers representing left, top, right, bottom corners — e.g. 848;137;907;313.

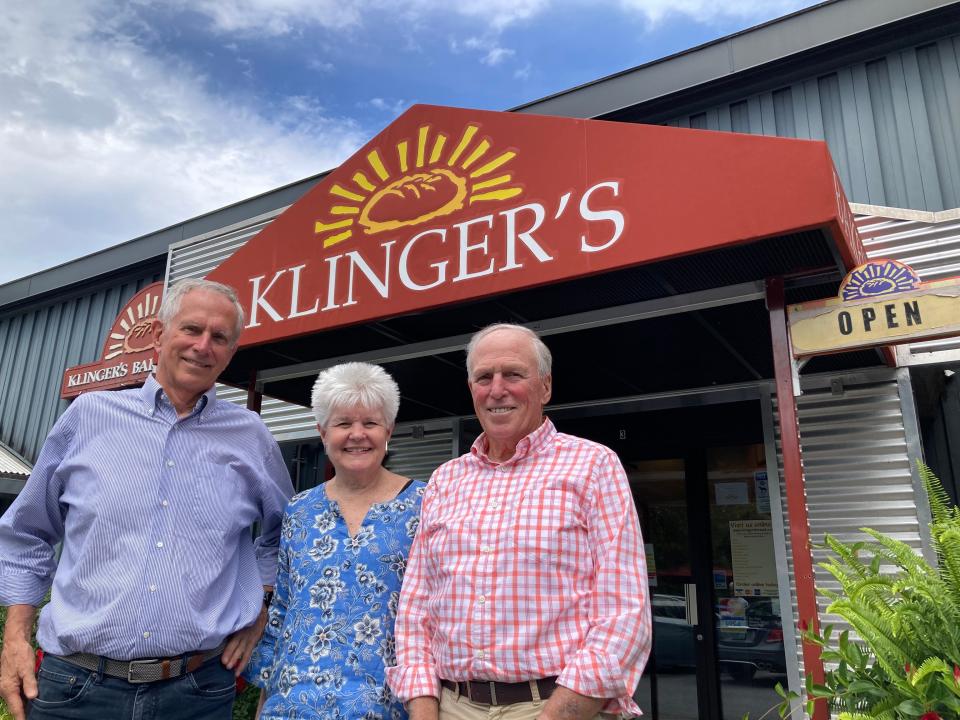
167;0;362;36
367;98;409;115
308;58;335;73
617;0;814;25
444;0;550;30
0;0;366;284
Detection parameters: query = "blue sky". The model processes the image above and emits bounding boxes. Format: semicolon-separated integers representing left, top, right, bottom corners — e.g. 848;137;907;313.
0;0;823;285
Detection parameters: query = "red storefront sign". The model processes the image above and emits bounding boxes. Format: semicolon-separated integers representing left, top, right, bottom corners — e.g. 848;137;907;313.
60;282;163;398
207;104;862;347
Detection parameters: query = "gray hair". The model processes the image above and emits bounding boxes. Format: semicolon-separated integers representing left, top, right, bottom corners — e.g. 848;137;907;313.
465;323;552;378
311;362;401;428
158;279;245;345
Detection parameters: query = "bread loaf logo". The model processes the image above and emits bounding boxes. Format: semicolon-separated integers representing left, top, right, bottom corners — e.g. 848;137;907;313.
839;259;920;301
314;123;522;248
104;288;162;359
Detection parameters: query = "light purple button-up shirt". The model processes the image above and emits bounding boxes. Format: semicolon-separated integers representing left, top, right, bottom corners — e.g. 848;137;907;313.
0;375;294;660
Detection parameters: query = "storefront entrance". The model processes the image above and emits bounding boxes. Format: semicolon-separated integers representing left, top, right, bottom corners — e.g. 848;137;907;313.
558;400;789;720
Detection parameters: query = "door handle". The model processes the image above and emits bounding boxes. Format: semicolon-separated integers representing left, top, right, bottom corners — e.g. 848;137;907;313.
684;583;698;626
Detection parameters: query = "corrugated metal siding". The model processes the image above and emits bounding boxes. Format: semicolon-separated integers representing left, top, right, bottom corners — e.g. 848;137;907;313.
0;271;163;463
666;35;960;212
166;209;283;283
854;209;960;360
771;369;928;682
0;441;31;478
384;425;455;482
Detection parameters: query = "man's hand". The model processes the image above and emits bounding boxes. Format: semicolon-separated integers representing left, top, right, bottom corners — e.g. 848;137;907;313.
221;605;268;677
0;605;39;720
537;685;605;720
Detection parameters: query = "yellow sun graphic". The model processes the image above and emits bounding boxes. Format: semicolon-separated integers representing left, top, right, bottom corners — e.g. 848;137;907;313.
314;123;522;248
104;289;161;360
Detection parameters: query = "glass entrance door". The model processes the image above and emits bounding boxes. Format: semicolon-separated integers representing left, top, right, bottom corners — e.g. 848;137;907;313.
630;457;705;720
556;402;788;720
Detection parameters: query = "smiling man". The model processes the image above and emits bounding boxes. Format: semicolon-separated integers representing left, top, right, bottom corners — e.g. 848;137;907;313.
387;323;652;720
0;279;293;720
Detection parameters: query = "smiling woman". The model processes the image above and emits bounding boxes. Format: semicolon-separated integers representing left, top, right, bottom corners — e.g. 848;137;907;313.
244;362;426;720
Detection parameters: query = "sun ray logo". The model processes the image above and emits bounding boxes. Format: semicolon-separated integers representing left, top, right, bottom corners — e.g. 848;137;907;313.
839;259;920;301
104;288;162;359
61;282;164;398
314;123;522;248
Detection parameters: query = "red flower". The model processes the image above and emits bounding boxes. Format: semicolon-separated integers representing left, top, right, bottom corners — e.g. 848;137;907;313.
954;665;960;684
799;619;808;632
905;663;912;674
920;712;941;720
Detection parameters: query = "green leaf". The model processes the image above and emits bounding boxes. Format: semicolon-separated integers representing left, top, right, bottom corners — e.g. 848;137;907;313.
897;699;924;714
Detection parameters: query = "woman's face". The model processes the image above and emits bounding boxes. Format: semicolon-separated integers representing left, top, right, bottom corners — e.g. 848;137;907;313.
319;405;392;476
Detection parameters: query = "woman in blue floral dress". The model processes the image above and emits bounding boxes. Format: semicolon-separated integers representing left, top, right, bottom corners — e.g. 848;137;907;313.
247;362;425;720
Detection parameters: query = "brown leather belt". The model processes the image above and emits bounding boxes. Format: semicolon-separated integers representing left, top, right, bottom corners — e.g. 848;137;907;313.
57;642;226;684
441;677;557;705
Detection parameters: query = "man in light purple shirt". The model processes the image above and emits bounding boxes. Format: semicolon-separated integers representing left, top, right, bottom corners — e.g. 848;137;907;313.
0;279;294;720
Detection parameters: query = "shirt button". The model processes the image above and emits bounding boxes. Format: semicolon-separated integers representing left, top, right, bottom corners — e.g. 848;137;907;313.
475;650;485;659
156;541;164;548
149;585;157;592
161;500;169;507
490;501;500;509
166;459;174;467
481;545;492;554
478;595;486;604
142;631;151;639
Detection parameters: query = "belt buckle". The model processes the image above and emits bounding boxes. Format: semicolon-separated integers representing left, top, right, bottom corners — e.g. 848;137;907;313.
127;658;160;684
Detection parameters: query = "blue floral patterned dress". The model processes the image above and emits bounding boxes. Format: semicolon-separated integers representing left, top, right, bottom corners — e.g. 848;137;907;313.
247;479;426;720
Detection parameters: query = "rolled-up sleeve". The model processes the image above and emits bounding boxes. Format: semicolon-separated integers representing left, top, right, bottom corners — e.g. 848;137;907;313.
252;436;294;586
384;477;441;703
556;448;652;717
0;400;79;606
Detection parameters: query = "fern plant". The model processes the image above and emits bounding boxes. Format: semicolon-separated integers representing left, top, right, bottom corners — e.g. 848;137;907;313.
781;463;960;720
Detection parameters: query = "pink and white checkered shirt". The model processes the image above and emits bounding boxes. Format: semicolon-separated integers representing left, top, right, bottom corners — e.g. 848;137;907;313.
386;418;651;716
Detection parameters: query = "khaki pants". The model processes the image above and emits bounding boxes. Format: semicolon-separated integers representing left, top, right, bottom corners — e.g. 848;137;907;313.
439;687;617;719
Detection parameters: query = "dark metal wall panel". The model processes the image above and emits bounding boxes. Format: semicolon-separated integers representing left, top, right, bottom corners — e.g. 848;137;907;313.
0;271;162;463
665;34;960;211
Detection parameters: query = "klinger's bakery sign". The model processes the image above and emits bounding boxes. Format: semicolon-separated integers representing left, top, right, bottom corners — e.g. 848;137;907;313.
207;104;863;348
60;283;163;398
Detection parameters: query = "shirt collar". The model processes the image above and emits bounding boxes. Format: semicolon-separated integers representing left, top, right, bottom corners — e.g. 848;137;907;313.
471;416;556;466
141;374;217;421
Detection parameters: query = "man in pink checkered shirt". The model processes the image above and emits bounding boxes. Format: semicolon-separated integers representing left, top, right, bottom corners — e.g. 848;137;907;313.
386;324;652;720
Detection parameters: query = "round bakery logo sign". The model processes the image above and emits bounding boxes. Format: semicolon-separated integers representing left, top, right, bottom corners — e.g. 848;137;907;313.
314;123;522;248
61;282;163;398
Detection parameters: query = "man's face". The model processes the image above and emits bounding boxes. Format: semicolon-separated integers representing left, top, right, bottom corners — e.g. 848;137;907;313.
154;289;239;401
468;329;552;455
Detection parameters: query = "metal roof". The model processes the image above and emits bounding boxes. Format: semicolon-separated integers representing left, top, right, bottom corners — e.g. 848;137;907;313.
0;440;31;479
513;0;960;120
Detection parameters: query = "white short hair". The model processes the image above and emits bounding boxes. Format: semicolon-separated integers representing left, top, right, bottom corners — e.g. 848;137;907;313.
465;323;552;378
158;279;245;344
311;362;401;428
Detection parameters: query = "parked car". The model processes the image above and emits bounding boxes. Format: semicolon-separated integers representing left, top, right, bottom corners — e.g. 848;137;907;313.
651;594;696;670
716;597;787;681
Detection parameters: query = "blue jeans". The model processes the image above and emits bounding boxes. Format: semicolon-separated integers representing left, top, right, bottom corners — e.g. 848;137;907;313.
28;653;235;720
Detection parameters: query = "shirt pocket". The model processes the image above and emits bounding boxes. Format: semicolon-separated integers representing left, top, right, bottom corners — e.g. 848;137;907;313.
191;460;242;536
514;485;588;568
